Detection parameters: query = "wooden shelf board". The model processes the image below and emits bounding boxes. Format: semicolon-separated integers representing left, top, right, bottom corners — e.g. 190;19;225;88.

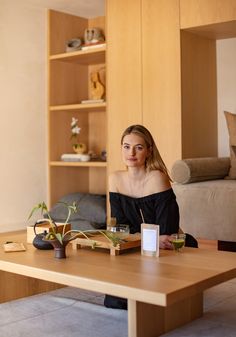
49;102;106;111
50;161;107;168
49;46;106;65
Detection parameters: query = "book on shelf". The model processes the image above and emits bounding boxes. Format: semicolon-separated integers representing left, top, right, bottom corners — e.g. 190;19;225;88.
81;99;105;104
61;153;90;162
81;42;106;51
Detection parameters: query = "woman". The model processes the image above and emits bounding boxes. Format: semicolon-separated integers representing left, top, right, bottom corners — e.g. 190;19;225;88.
104;124;197;309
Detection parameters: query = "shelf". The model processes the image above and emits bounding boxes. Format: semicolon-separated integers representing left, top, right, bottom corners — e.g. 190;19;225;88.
48;11;107;205
50;102;106;112
50;161;107;168
49;46;106;65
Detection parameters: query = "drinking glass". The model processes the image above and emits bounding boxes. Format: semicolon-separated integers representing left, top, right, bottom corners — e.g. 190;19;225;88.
106;224;130;239
171;233;186;252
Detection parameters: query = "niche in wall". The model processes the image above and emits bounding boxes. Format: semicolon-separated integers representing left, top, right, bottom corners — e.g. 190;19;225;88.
181;21;236;159
217;37;236;157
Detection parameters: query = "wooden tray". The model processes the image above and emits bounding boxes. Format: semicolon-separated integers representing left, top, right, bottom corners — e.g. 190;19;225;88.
3;242;26;252
71;233;141;255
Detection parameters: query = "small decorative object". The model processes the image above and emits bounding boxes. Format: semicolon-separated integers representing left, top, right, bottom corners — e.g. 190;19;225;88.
66;38;82;52
61;153;90;162
32;219;54;250
27;220;71;243
141;223;160;257
84;27;104;45
3;242;26;252
170;233;186;252
90;71;105;101
28;202;130;258
80;153;91;162
140;209;159;257
70;117;87;154
28;201;78;258
100;150;107;161
73;143;87;154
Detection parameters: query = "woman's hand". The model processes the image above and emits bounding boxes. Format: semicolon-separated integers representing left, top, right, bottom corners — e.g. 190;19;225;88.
159;235;173;250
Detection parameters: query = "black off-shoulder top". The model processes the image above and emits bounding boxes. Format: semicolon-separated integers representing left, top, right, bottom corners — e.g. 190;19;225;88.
109;188;179;235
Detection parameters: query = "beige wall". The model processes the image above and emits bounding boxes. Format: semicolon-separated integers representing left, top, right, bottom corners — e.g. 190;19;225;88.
217;37;236;157
0;1;47;231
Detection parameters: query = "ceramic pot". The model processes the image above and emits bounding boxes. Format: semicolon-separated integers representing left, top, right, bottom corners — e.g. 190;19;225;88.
44;237;71;259
73;143;87;154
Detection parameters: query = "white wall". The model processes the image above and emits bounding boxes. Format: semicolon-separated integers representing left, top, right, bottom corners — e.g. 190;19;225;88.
217;37;236;157
0;1;47;231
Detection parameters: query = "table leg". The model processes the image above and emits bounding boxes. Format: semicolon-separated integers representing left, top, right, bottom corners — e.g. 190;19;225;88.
128;293;203;337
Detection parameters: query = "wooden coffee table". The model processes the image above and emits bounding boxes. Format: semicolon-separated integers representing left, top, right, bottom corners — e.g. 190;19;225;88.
1;230;236;337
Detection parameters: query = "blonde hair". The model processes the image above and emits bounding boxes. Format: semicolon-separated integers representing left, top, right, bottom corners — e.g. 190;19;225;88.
121;124;171;180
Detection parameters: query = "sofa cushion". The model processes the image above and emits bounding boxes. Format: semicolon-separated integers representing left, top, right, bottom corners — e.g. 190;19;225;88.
171;157;230;184
48;193;106;229
173;180;236;241
224;111;236;179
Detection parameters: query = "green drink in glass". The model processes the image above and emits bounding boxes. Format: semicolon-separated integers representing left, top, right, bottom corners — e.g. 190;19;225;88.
171;233;186;252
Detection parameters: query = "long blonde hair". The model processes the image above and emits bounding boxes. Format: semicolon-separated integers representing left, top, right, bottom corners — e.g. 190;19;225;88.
121;124;171;180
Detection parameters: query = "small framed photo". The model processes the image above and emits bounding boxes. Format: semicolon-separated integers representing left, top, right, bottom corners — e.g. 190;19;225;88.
141;223;159;257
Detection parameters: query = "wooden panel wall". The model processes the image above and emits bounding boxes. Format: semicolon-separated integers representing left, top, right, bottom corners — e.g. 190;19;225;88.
106;0;143;174
48;10;87;55
180;0;236;28
142;0;182;170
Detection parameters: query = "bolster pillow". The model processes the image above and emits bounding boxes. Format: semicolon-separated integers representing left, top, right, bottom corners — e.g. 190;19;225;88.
171;157;230;184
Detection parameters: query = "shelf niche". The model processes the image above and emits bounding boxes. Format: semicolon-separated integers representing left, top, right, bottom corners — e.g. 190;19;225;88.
48;10;106;207
181;19;236;159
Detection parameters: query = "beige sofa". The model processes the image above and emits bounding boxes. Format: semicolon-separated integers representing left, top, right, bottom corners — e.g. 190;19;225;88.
171;157;236;250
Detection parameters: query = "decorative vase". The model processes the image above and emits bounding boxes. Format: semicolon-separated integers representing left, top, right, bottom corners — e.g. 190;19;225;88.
73;143;87;154
43;238;71;259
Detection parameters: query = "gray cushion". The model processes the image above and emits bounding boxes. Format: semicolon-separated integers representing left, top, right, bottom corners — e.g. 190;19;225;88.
171;157;230;184
48;193;106;229
70;220;104;231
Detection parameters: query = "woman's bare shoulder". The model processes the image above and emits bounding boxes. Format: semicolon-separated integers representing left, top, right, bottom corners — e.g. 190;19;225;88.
109;171;127;192
146;170;171;193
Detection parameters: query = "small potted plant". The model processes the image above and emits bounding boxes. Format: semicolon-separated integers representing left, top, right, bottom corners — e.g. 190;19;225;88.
28;201;126;258
71;117;87;154
28;201;93;258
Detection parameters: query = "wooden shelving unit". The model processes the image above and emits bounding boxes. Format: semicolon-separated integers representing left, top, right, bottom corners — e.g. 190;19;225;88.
50;161;107;167
48;10;106;206
49;46;106;64
49;102;106;111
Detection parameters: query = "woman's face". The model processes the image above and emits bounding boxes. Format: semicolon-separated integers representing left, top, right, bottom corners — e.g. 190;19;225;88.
121;133;149;168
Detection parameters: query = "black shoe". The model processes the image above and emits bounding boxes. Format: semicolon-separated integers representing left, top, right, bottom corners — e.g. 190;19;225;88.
104;295;127;310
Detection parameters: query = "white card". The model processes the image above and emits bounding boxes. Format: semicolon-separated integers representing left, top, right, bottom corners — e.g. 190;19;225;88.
141;223;159;257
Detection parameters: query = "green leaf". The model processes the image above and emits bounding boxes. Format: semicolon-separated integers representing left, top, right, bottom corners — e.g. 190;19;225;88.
27;202;48;220
55;233;63;245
